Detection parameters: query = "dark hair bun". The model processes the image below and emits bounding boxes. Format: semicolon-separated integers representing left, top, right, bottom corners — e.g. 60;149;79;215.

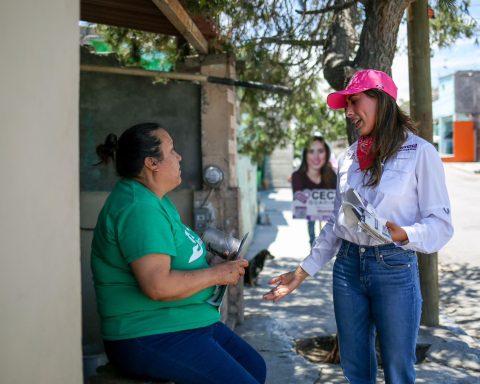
95;133;118;165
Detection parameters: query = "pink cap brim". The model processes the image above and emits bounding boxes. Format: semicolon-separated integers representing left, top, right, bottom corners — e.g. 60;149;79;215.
327;88;367;110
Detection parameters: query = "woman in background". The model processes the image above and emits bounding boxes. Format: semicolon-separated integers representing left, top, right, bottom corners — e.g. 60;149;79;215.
291;136;337;246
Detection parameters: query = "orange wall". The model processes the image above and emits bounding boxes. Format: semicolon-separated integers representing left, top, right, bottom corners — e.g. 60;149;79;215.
442;120;475;162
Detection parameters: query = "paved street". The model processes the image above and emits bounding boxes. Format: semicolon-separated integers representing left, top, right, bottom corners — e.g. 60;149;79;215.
442;163;480;267
440;163;480;342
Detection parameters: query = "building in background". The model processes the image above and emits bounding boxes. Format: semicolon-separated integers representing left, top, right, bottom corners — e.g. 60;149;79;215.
433;71;480;162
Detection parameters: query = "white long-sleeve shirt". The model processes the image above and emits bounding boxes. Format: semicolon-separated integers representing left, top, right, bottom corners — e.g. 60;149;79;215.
300;133;454;277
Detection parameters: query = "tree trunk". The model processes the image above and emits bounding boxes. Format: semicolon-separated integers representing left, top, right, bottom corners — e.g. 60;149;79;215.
323;0;413;144
354;0;411;74
407;0;439;326
322;1;358;93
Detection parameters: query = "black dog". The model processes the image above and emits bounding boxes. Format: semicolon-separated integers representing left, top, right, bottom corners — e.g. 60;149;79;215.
244;249;274;286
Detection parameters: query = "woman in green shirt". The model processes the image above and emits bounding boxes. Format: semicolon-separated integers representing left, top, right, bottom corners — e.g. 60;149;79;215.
92;123;266;384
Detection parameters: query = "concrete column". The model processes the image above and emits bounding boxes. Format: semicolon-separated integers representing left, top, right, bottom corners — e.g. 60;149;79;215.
0;0;82;382
200;54;238;188
199;54;244;326
198;53;240;236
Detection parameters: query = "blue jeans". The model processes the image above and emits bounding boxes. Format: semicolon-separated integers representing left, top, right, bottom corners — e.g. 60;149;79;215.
103;322;266;384
333;240;422;384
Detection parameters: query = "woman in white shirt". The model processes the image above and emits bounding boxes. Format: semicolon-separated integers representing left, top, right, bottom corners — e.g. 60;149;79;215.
264;69;453;384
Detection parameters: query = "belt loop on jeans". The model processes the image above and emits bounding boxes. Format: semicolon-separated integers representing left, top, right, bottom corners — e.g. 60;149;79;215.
374;245;380;262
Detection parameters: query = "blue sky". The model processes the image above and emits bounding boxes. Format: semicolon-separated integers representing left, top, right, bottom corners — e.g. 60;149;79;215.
392;2;480;102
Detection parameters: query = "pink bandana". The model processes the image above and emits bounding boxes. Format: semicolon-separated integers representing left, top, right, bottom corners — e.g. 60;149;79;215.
357;136;375;171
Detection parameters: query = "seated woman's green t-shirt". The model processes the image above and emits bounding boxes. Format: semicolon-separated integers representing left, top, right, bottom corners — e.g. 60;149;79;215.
91;178;220;340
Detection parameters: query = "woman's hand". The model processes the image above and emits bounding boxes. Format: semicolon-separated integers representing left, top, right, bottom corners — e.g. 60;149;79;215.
131;254;248;301
386;221;408;243
213;259;249;285
263;266;308;302
206;253;229;266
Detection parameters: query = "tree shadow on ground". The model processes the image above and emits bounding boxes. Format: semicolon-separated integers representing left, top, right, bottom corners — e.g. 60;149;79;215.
439;262;480;340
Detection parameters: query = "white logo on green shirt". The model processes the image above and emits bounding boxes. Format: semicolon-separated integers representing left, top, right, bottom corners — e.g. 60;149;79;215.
185;228;204;263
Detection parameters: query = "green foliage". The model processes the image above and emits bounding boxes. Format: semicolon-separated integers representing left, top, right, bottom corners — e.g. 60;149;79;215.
291;95;346;157
190;1;345;163
236;83;346;164
430;0;480;47
86;1;478;163
94;25;179;68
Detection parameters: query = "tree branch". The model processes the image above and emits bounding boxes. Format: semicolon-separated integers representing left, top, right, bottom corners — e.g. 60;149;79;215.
296;0;359;15
249;37;325;46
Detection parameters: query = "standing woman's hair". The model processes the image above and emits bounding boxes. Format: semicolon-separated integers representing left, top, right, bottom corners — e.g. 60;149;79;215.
298;136;336;187
364;89;418;187
96;122;163;178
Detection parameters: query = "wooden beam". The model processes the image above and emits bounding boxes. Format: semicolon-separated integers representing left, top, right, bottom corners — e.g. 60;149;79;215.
151;0;209;54
81;64;207;81
80;65;292;94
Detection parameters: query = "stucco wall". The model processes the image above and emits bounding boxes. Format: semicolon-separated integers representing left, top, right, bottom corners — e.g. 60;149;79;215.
454;71;480;115
433;71;480;161
80;48;202;193
237;155;258;246
455;71;480;161
79;49;202;365
263;143;295;189
433;74;455;119
0;1;82;383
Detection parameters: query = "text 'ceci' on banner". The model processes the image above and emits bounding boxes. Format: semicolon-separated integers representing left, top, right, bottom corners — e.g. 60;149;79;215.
292;189;335;221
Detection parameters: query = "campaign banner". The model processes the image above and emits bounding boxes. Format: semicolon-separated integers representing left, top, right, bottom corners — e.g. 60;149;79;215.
292;189;336;220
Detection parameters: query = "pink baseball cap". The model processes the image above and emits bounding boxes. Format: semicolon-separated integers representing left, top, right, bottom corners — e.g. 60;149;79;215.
326;69;398;110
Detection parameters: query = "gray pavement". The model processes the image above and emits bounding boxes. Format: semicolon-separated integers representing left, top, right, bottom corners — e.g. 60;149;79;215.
236;163;480;383
440;163;480;344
